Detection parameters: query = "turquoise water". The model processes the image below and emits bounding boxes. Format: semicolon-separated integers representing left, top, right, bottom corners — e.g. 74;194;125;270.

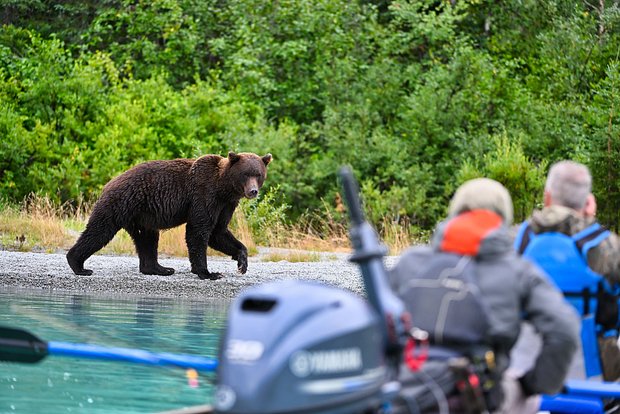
0;288;229;414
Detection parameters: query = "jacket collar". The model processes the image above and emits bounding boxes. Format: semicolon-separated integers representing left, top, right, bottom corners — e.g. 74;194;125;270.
432;210;511;257
529;205;595;235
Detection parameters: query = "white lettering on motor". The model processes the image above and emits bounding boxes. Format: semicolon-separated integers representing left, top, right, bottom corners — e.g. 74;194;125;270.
226;340;264;363
289;348;362;378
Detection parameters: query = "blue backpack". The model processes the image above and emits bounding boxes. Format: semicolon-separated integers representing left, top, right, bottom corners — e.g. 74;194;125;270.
514;222;618;330
514;222;614;321
514;222;619;378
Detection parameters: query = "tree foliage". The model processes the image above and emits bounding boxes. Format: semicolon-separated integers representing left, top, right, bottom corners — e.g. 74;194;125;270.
2;0;620;233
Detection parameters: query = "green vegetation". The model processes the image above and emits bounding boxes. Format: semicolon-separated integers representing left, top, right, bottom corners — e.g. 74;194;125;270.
1;0;620;238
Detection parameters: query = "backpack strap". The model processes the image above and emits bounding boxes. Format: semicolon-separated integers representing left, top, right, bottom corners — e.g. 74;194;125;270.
563;289;593;315
572;223;610;260
514;222;533;255
515;221;610;258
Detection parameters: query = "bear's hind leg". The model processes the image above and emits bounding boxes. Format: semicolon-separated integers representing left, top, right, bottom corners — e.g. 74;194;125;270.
67;220;120;275
127;227;174;276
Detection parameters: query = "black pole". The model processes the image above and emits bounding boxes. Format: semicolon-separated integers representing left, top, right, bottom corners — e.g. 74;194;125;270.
338;166;409;375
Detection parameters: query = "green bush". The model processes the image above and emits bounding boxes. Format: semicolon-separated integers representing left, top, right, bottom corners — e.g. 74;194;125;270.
587;61;620;231
238;185;290;244
456;134;548;224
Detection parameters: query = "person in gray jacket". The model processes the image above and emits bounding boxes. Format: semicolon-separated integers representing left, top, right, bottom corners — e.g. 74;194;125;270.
388;178;580;414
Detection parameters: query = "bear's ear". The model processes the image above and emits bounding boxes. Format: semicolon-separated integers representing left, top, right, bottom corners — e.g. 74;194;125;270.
228;151;241;164
262;153;272;166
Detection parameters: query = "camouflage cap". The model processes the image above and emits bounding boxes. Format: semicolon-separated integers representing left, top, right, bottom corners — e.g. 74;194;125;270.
448;178;514;225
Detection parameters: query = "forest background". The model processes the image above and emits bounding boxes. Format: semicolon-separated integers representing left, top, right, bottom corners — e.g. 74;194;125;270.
1;0;620;253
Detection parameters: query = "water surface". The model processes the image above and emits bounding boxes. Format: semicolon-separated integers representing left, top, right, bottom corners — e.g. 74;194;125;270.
0;288;228;414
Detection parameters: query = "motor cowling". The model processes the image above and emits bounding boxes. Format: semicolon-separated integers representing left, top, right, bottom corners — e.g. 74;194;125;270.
214;280;386;414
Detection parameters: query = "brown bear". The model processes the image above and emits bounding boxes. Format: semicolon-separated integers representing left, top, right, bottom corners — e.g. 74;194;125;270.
66;152;272;280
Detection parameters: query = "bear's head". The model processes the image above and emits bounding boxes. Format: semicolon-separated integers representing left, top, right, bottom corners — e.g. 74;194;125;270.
227;151;272;200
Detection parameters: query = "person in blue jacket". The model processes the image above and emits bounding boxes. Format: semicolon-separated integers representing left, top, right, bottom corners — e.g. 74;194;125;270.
514;160;620;381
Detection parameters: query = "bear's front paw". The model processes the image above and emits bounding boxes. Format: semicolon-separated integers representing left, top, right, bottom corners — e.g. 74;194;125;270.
140;265;175;276
197;271;223;281
237;250;248;274
192;267;223;280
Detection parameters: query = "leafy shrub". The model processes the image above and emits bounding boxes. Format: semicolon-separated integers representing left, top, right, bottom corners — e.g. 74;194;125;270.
237;185;290;245
587;61;620;231
456;134;548;224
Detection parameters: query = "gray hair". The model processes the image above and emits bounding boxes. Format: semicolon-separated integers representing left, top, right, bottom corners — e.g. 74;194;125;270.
545;161;592;209
448;178;514;224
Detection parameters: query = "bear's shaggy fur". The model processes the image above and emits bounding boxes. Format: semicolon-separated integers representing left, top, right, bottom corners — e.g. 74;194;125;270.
66;152;272;280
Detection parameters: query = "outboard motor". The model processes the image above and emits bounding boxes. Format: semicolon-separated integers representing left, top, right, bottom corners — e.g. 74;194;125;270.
214;280;387;414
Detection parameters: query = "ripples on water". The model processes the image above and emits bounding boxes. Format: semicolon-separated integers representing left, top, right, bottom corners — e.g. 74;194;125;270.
0;288;229;414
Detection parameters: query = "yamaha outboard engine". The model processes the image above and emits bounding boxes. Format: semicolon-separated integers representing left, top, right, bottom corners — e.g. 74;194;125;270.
214;280;387;414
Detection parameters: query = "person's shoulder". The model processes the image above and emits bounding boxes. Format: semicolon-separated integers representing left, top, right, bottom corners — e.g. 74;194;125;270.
388;245;434;286
590;220;620;257
390;245;435;272
397;245;434;261
591;219;619;236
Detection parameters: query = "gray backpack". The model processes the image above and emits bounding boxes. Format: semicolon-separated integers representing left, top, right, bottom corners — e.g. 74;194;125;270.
398;253;491;346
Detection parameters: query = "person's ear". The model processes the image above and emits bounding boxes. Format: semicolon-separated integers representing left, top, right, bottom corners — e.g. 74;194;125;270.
583;193;597;217
543;191;553;207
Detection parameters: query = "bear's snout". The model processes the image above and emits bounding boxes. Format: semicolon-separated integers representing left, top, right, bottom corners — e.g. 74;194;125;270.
244;177;260;199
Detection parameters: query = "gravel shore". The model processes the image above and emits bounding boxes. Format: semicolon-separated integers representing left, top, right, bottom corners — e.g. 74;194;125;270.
0;249;399;299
